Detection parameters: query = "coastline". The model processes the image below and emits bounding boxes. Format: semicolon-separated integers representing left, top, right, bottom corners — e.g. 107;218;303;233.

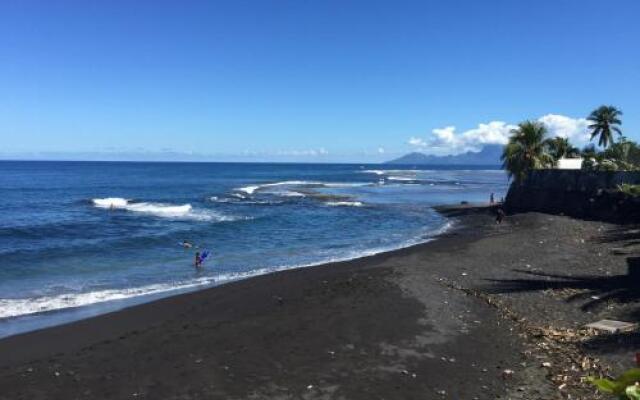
1;204;637;399
0;204;473;363
0;213;454;340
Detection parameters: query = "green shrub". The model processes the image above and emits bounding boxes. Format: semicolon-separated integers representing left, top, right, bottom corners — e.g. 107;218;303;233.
589;369;640;399
618;184;640;197
600;159;620;171
580;138;640;171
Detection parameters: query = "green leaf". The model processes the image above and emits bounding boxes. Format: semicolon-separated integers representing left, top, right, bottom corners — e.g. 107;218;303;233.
625;384;640;400
617;368;640;387
588;369;640;397
588;376;625;394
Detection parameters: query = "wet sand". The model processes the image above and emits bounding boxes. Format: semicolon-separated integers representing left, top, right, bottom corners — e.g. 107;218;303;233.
1;205;637;399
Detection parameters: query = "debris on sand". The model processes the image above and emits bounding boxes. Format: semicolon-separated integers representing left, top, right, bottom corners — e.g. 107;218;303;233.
584;319;638;334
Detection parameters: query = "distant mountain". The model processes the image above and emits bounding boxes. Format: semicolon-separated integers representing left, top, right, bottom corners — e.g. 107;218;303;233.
385;144;503;165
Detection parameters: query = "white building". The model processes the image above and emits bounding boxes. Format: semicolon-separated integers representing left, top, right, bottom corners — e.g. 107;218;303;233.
556;157;583;170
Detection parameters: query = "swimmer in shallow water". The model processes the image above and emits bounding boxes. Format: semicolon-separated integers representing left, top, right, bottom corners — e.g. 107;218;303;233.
182;240;193;249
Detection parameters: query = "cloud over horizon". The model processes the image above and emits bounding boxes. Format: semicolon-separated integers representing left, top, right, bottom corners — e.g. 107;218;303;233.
408;114;591;155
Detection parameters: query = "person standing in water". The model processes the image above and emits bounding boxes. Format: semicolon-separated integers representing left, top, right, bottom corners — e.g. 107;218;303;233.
194;251;202;269
490;192;495;204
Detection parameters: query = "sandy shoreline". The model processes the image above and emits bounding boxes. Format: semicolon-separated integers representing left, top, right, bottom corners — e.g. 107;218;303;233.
0;215;454;339
0;204;472;344
1;205;638;399
0;205;482;361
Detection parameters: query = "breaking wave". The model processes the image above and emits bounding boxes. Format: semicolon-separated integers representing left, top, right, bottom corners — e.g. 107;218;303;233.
209;196;284;205
387;176;417;182
326;201;364;207
0;269;277;319
0;220;452;320
279;191;306;197
235;180;369;195
235;180;317;195
92;198;240;222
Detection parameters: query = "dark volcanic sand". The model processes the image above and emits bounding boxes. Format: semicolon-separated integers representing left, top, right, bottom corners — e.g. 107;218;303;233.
3;206;637;399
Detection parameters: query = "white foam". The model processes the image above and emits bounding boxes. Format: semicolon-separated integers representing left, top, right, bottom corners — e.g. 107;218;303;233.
210;196;237;203
326;201;364;207
92;197;129;208
92;198;239;222
280;191;306;197
127;202;192;217
0;265;314;320
0;270;268;319
387;176;416;182
235;180;368;195
0;221;454;320
361;169;386;175
209;196;285;206
237;185;261;195
322;182;369;188
236;180;318;195
0;284;188;319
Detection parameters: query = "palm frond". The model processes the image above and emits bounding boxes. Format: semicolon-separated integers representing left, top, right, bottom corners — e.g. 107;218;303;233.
587;105;623;149
501;120;552;182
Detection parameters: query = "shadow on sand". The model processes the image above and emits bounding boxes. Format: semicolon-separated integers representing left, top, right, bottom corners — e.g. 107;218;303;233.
484;257;640;311
580;310;640;354
485;256;640;353
594;225;640;247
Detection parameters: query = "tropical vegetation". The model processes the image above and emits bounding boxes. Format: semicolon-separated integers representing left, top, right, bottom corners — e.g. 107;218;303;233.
583;138;640;171
588;105;623;148
545;137;579;162
589;368;640;399
617;183;640;197
501;121;554;182
502;105;638;181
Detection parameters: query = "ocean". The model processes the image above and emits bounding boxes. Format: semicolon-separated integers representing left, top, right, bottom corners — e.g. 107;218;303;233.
0;161;508;337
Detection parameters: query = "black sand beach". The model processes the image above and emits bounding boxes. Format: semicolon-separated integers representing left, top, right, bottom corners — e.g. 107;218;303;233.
1;206;639;399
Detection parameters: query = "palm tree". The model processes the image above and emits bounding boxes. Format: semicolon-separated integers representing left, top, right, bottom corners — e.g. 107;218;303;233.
545;137;580;162
587;105;623;148
501;121;554;182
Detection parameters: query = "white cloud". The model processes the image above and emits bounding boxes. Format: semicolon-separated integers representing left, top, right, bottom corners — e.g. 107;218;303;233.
408;114;590;155
409;122;515;155
377;147;385;154
241;148;330;157
408;137;427;147
432;126;459;147
275;148;329;156
537;114;590;145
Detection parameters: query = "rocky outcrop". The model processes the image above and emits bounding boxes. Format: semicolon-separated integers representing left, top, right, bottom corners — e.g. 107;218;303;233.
505;170;640;223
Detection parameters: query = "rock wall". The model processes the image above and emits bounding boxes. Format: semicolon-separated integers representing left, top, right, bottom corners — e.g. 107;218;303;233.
505;170;640;222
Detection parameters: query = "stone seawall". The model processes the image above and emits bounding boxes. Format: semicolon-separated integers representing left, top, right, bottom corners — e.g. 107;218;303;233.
504;170;640;222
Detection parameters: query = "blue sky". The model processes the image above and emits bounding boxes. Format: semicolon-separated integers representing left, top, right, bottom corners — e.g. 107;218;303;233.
0;0;638;162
